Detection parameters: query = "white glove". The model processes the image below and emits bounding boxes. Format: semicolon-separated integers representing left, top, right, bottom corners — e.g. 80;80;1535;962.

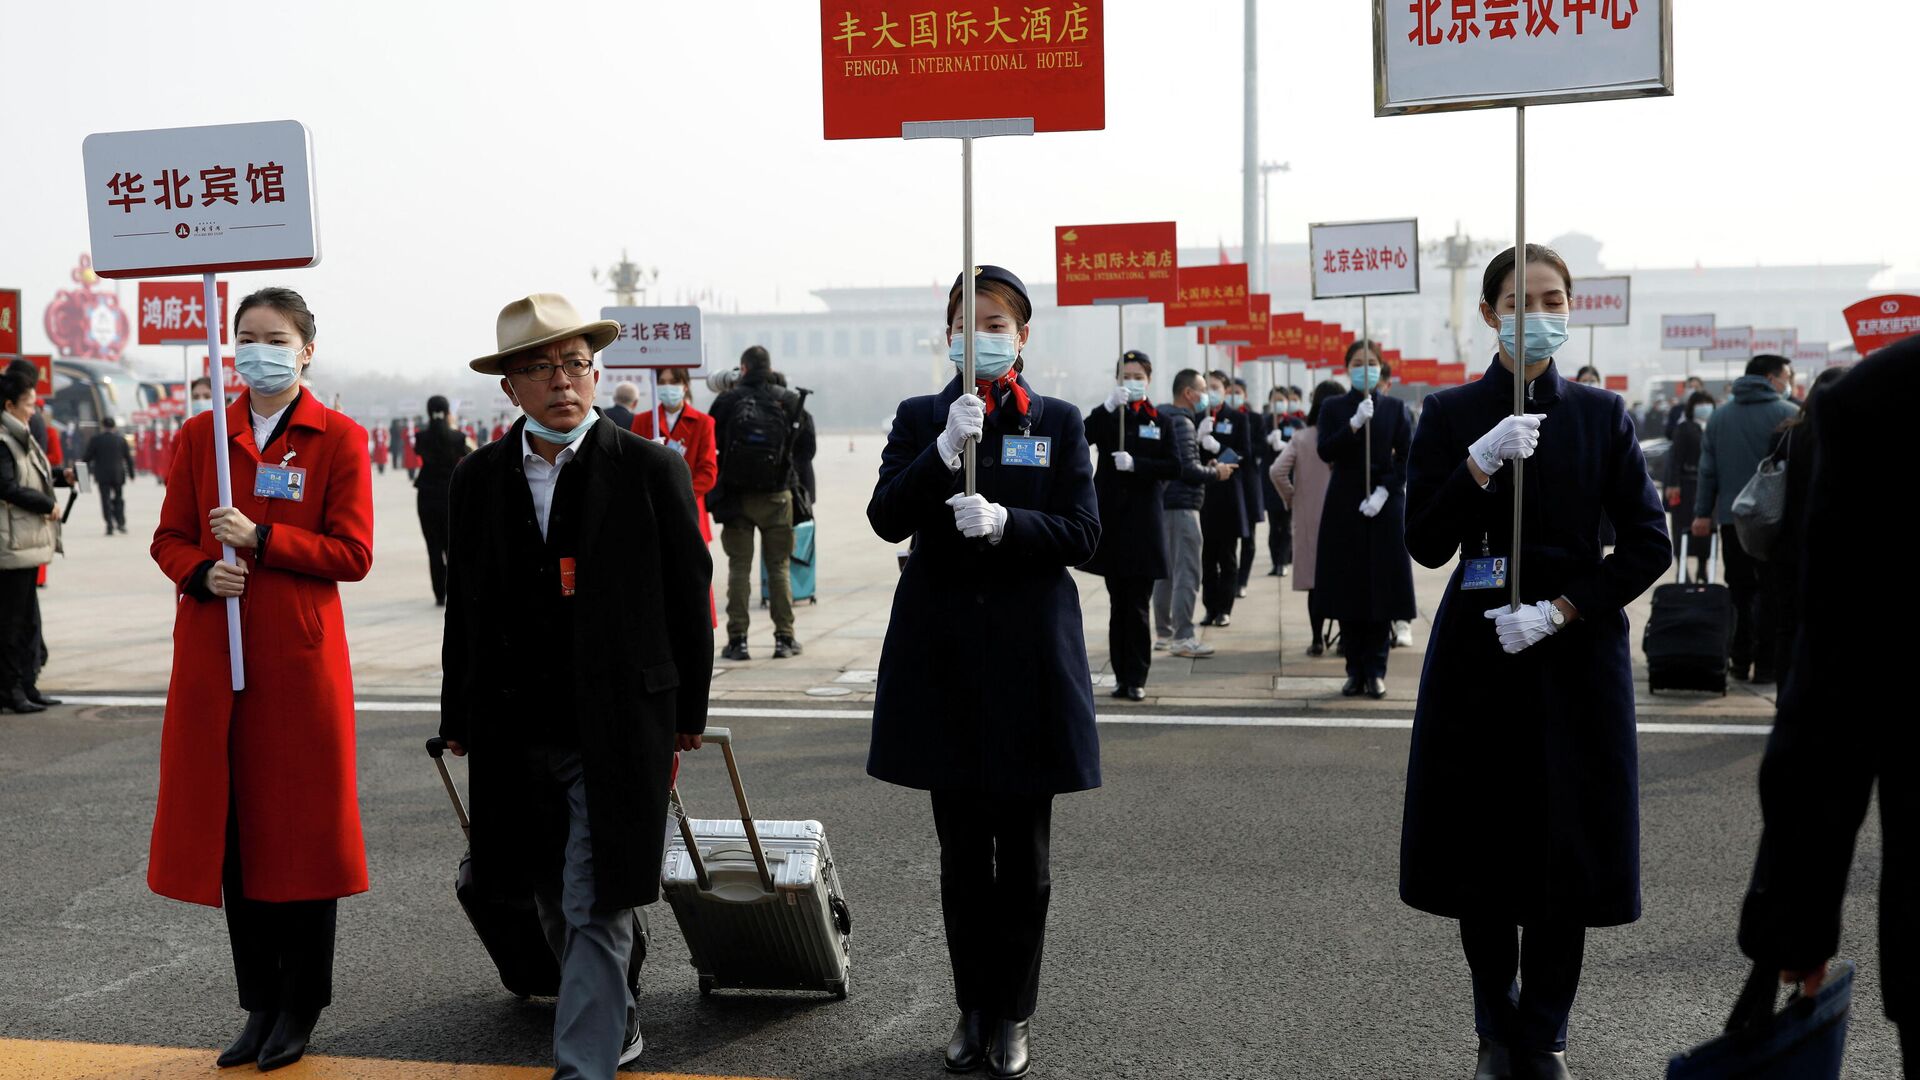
1468;413;1546;476
1483;600;1560;654
1197;415;1216;437
1104;385;1129;412
1199;432;1222;454
935;393;987;469
1348;396;1376;431
1266;428;1287;451
1358;485;1389;518
946;492;1008;542
1113;451;1135;472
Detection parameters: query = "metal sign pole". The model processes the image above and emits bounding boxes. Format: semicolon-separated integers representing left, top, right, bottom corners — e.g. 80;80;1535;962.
1588;324;1597;369
1115;302;1126;456
1509;105;1527;613
202;271;245;691
1361;294;1373;489
962;136;978;497
646;369;665;444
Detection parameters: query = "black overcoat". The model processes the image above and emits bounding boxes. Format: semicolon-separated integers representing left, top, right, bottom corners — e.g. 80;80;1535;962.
1238;407;1268;524
1314;390;1418;622
1080;401;1173;579
82;431;132;487
867;374;1102;796
1398;359;1670;927
439;417;714;911
1199;405;1252;538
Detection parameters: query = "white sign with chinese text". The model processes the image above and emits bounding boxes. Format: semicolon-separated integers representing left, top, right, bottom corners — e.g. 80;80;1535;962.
1308;218;1421;300
1750;328;1796;357
1375;0;1671;115
83;120;320;280
1568;274;1630;327
600;306;705;372
1702;326;1753;363
1661;313;1714;350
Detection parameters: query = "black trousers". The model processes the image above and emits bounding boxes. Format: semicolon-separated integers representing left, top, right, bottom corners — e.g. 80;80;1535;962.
1719;523;1774;674
931;791;1054;1022
416;490;451;604
1459;920;1586;1053
1200;523;1241;618
1104;575;1154;690
1267;502;1293;570
0;568;40;694
224;800;337;1013
1236;531;1258;589
97;482;126;531
1306;588;1329;644
1342;619;1390;680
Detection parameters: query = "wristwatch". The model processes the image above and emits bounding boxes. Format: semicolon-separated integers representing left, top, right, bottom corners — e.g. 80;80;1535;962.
1547;599;1569;629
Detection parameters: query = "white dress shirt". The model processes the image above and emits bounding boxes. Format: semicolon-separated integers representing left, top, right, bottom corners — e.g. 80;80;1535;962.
521;428;579;541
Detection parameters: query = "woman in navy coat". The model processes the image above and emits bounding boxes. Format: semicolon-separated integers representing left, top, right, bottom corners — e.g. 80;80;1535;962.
1315;343;1417;698
1083;349;1175;702
1197;370;1252;627
867;265;1100;1080
1398;245;1670;1080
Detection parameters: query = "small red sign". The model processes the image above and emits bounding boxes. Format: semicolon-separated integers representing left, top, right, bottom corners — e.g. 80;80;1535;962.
820;0;1105;140
26;355;53;395
1604;374;1629;391
0;288;20;355
1401;358;1439;383
1841;294;1920;356
1437;362;1468;385
1162;264;1249;328
138;280;228;346
1203;294;1270;348
1053;222;1176;306
204;353;242;395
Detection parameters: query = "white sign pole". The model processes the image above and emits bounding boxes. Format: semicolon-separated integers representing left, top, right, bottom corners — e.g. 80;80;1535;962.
1116;303;1126;456
202;271;244;691
1361;295;1373;487
961;137;977;496
647;369;665;444
1510;105;1527;612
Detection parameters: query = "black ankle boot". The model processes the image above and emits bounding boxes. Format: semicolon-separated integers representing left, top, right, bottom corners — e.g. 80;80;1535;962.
986;1018;1030;1079
257;1007;319;1071
216;1010;276;1068
944;1010;990;1073
1474;1037;1513;1080
2;686;46;714
24;686;60;707
1512;1048;1572;1080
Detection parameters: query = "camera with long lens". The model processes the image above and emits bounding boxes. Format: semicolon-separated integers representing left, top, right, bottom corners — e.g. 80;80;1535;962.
706;368;740;394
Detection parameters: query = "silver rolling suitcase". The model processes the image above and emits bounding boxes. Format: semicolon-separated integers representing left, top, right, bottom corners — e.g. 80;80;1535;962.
662;727;852;998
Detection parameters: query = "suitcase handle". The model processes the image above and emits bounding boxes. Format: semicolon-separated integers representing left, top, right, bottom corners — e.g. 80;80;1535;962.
424;737;472;842
1674;529;1722;586
672;727;776;894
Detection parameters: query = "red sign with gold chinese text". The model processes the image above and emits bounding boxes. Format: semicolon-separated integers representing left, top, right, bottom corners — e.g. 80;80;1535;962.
26;355;52;396
1604;375;1629;391
1162;264;1249;328
137;280;228;346
1203;294;1270;348
0;289;20;356
1842;295;1920;356
1054;222;1176;306
820;1;1105;140
1436;362;1468;385
1400;358;1438;383
1236;310;1303;362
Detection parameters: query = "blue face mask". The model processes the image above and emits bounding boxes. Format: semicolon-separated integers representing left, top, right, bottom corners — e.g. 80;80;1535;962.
1350;365;1381;391
656;384;685;409
1693;405;1713;424
1227;393;1246;409
1192;391;1211;412
523;410;597;447
949;332;1019;382
234;343;303;396
1121;379;1148;402
1498;312;1572;361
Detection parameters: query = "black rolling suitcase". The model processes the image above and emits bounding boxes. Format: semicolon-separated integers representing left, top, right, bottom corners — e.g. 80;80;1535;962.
1644;535;1732;696
426;737;647;998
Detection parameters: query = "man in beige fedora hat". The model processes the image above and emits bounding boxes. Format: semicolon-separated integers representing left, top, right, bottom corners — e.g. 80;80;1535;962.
437;293;714;1078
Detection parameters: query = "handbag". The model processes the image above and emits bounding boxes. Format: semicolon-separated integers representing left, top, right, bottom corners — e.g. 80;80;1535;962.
1666;960;1853;1079
1731;427;1791;560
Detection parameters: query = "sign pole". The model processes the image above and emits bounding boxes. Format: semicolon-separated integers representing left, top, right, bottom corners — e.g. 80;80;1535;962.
1361;294;1373;490
1115;303;1126;456
1589;325;1596;369
646;369;665;444
203;271;245;692
1510;105;1527;613
961;136;978;497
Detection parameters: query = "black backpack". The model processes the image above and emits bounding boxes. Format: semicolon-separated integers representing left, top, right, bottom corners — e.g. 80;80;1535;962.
722;386;794;493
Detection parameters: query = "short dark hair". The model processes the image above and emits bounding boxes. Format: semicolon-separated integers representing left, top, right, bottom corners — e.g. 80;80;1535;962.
235;286;316;343
1206;369;1230;385
102;416;118;430
1115;354;1153;378
740;345;772;374
1306;379;1346;428
1746;354;1791;379
0;370;33;410
1171;369;1203;399
6;358;35;381
1686;390;1717;412
1345;339;1383;366
190;376;212;393
1480;244;1574;308
1576;365;1602;381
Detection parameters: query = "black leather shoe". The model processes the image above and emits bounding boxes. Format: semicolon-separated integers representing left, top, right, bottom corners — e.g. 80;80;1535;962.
2;688;46;714
1366;677;1388;700
1307;638;1326;657
1511;1048;1572;1080
1214;613;1232;628
773;635;803;659
1340;677;1364;697
216;1010;276;1068
24;686;60;707
721;637;751;662
986;1018;1030;1079
1123;686;1145;701
256;1007;319;1071
1474;1038;1513;1080
944;1011;990;1073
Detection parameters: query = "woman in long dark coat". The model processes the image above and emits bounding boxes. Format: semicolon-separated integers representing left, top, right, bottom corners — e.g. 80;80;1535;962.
1399;245;1670;1080
1197;370;1251;627
412;395;469;606
867;265;1100;1080
1315;342;1417;698
1082;349;1175;701
1662;389;1715;583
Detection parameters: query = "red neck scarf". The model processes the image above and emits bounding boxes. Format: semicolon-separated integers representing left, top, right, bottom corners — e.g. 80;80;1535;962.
977;373;1030;419
1128;398;1159;419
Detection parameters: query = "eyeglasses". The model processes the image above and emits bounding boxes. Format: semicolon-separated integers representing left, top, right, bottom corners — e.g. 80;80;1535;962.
506;358;594;382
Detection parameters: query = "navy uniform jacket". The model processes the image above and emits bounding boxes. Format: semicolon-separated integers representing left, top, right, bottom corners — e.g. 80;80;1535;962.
1081;401;1174;579
867;374;1102;796
1398;359;1669;927
1238;407;1268;524
1314;391;1418;622
1199;405;1252;539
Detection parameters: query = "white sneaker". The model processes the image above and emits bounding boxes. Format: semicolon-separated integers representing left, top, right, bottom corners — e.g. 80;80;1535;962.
619;1009;645;1066
1393;620;1414;648
1153;638;1171;651
1170;639;1215;658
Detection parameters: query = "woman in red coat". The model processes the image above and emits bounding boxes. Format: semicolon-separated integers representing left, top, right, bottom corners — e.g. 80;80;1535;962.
633;367;718;625
148;287;372;1073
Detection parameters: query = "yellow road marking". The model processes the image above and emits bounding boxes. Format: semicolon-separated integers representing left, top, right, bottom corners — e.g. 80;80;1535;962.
0;1038;788;1079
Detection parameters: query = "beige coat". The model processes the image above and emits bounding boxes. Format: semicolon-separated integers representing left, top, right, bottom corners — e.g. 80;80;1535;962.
1269;426;1331;591
1;411;60;570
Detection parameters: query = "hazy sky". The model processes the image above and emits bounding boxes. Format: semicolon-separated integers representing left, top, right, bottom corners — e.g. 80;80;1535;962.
4;0;1914;379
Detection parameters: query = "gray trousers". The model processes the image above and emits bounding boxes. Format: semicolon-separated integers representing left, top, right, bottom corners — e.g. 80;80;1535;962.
530;749;636;1080
1151;508;1203;642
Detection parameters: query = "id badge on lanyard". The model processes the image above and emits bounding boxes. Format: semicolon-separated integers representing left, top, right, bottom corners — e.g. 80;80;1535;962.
1461;533;1506;591
254;451;307;502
